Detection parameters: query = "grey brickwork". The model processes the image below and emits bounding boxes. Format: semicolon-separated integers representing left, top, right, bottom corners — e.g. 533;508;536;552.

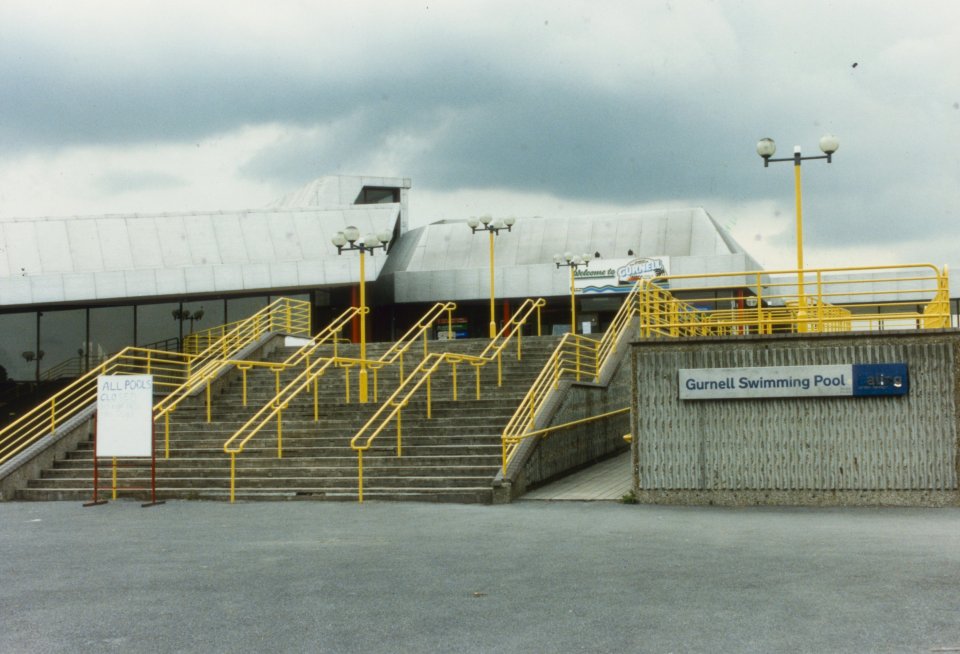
631;330;960;506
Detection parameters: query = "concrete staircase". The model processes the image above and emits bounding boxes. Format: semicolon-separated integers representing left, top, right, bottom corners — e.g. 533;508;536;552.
16;335;560;503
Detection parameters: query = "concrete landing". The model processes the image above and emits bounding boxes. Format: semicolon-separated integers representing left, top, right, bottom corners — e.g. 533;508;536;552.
522;451;632;501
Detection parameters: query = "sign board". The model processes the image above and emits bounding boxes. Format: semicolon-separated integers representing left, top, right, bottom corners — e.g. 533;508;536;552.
96;375;154;456
679;364;908;400
574;256;670;295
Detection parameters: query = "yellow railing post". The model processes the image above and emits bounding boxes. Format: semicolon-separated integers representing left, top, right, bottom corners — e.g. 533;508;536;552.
165;413;170;459
451;361;458;401
357;450;364;504
426;373;432;419
230;453;236;503
50;398;56;433
396;407;403;457
344;367;351;403
313;377;319;422
206;380;212;423
276;410;283;459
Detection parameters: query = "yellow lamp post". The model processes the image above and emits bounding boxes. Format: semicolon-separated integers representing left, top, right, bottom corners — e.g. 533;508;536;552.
332;225;391;403
467;215;516;339
553;251;592;334
757;134;839;331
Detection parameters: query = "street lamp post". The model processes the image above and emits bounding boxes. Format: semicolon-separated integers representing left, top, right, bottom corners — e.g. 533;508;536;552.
332;225;392;403
553;252;592;334
757;134;839;330
467;215;516;339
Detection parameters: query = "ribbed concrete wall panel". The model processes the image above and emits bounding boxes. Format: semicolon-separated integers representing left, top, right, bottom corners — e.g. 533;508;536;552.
633;334;959;492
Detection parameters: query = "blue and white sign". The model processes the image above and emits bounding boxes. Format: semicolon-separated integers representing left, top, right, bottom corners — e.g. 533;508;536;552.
679;364;908;400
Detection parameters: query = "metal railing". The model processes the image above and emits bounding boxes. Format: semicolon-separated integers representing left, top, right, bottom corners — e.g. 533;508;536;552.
0;348;192;466
348;298;546;502
0;298;311;468
500;263;951;473
221;302;461;502
639;263;949;335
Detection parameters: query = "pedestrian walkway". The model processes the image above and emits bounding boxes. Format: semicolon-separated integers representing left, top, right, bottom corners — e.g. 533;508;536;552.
522;451;631;501
5;500;960;653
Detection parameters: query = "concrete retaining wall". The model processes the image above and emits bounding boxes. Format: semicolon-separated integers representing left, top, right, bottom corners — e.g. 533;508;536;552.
631;331;960;506
495;324;634;502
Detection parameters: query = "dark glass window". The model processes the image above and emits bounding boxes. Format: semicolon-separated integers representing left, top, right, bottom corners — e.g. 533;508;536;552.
136;303;180;348
226;296;268;323
38;309;85;379
0;313;37;381
90;306;134;364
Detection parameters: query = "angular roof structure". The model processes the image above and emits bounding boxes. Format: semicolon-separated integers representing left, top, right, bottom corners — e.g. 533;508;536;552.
0;176;409;309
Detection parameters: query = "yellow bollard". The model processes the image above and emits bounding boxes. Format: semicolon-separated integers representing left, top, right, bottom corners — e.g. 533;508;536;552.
276;409;283;459
230;453;236;503
357;451;364;504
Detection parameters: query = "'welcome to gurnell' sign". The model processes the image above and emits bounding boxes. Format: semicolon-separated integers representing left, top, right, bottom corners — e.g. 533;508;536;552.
679;364;908;400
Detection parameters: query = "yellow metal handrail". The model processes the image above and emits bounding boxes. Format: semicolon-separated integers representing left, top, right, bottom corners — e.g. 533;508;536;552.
153;298;311;417
348;298;546;502
368;302;457;400
501;263;951;474
0;297;312;468
0;348;192;466
221;302;462;502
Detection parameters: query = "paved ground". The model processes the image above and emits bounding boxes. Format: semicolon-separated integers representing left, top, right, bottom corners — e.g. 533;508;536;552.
524;451;632;501
2;500;960;654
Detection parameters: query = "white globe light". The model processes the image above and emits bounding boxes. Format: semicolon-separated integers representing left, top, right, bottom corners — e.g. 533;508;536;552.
377;230;392;244
480;214;492;225
756;137;777;158
331;232;347;247
364;233;381;248
343;225;360;243
467;217;480;228
564;251;573;262
819;134;839;155
504;216;516;227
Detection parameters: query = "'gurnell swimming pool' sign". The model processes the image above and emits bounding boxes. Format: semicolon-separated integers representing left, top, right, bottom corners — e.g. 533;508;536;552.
678;364;908;400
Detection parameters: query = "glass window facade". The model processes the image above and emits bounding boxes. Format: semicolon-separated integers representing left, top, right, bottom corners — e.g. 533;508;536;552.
0;313;37;382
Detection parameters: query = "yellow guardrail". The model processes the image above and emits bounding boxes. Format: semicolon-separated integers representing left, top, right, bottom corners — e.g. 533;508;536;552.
222;302;460;502
154;302;347;454
0;297;311;469
640;263;949;334
348;298;546;503
0;348;192;466
501;263;951;474
183;303;311;354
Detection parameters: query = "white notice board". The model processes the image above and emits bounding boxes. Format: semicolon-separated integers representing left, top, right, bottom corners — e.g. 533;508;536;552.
96;375;154;457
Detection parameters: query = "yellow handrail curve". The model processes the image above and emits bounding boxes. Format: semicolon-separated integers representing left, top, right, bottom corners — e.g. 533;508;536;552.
0;298;310;468
348;298;546;502
221;302;462;502
0;348;192;466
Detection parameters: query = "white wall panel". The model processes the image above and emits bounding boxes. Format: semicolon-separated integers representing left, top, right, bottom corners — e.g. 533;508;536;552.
94;271;126;299
35;222;72;274
241;263;271;290
67;220;104;273
182;215;221;266
124;269;158;297
156;216;192;268
126;219;164;269
211;214;248;264
97;219;134;270
155;268;186;296
5;222;42;275
29;275;64;303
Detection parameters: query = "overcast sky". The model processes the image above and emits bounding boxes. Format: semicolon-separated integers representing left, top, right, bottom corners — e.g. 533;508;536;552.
0;1;958;279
